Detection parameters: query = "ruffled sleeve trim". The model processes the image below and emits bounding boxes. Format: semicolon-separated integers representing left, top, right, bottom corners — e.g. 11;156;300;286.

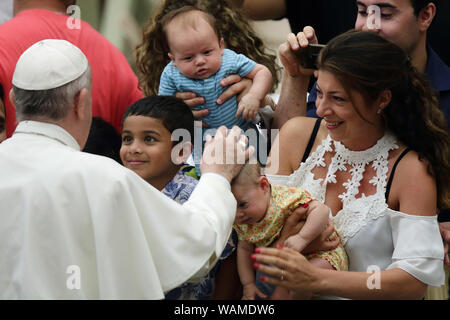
387;209;445;287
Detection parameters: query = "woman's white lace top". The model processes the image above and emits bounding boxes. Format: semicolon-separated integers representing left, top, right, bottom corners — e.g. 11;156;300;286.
266;133;444;287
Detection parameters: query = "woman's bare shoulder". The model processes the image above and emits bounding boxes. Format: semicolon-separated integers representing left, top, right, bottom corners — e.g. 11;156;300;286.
390;149;437;217
278;116;320;142
267;117;322;175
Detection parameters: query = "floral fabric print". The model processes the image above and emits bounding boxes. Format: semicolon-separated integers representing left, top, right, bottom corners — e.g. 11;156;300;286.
233;185;312;247
163;166;237;300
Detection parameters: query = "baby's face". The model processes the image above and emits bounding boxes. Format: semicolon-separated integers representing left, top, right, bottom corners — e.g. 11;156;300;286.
232;181;269;225
167;18;224;80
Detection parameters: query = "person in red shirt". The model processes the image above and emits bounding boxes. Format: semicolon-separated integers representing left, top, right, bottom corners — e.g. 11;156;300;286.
0;0;143;137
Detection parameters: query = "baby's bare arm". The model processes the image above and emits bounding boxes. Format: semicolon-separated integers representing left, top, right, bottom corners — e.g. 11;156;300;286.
284;200;331;252
235;64;272;120
237;240;267;299
237;240;256;286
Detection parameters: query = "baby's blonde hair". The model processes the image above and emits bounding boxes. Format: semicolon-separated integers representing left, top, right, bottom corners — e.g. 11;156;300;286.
161;6;221;45
231;160;262;188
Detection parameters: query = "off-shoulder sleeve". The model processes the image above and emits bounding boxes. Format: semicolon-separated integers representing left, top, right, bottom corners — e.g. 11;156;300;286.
266;174;289;186
386;210;445;287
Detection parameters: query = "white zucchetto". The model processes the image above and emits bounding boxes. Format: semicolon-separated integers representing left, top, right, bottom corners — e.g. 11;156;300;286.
12;39;88;90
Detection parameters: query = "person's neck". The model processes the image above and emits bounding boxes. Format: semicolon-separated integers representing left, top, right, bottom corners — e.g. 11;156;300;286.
147;166;182;191
14;0;68;16
338;126;386;152
409;36;428;74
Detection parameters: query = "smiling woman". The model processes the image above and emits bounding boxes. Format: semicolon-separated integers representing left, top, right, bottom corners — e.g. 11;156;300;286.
261;30;450;299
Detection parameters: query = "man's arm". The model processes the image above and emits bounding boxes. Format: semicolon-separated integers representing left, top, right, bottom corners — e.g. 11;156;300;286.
272;27;319;129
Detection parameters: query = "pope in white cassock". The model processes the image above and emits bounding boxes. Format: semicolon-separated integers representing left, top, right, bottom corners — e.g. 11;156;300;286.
0;39;253;299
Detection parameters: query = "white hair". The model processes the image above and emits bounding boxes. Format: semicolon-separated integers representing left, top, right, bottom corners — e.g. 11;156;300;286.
13;65;91;122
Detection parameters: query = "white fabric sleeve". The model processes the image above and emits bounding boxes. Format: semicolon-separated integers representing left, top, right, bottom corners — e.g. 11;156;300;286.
200;172;230;186
265;174;289;186
386;211;445;287
95;168;237;298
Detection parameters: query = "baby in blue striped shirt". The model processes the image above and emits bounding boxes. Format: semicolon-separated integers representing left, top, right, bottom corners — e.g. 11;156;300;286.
158;6;273;131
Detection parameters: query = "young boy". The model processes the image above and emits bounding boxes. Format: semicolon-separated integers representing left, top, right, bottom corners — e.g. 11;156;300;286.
121;95;197;196
232;161;348;300
120;95;236;299
158;6;273;131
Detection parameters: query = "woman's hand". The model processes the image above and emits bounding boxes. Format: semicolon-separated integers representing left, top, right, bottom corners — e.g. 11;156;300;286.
302;220;340;254
175;92;209;127
175;74;254;127
274;206;307;246
217;75;253;105
278;26;319;78
253;246;318;295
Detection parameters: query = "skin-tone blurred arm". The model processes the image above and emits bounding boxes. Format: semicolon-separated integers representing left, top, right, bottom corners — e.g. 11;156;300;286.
272;27;319;129
226;0;286;21
237;240;267;300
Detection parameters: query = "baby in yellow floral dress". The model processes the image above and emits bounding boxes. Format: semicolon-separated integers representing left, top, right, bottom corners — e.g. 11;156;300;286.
232;162;348;300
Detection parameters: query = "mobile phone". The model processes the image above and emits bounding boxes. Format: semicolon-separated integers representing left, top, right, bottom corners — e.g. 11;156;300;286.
295;43;326;69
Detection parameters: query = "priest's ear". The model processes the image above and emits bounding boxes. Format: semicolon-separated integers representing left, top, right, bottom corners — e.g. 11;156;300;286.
171;141;193;165
73;88;92;121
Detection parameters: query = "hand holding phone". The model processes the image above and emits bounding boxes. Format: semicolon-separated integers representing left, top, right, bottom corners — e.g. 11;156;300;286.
295;44;326;70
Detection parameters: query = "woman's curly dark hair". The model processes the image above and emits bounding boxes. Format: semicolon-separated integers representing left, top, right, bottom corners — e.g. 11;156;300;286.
318;30;450;209
135;0;280;96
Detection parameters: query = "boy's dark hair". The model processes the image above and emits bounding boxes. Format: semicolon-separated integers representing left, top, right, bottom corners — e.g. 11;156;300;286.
0;83;4;102
122;95;195;144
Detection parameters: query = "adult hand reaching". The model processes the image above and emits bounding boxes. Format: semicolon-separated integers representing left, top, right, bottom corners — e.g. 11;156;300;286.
200;126;255;183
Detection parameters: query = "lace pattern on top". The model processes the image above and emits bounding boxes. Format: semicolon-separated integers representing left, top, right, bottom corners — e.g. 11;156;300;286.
287;133;399;245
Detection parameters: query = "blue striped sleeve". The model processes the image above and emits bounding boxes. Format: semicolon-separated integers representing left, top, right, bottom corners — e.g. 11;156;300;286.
158;64;177;96
221;49;257;78
232;51;257;78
